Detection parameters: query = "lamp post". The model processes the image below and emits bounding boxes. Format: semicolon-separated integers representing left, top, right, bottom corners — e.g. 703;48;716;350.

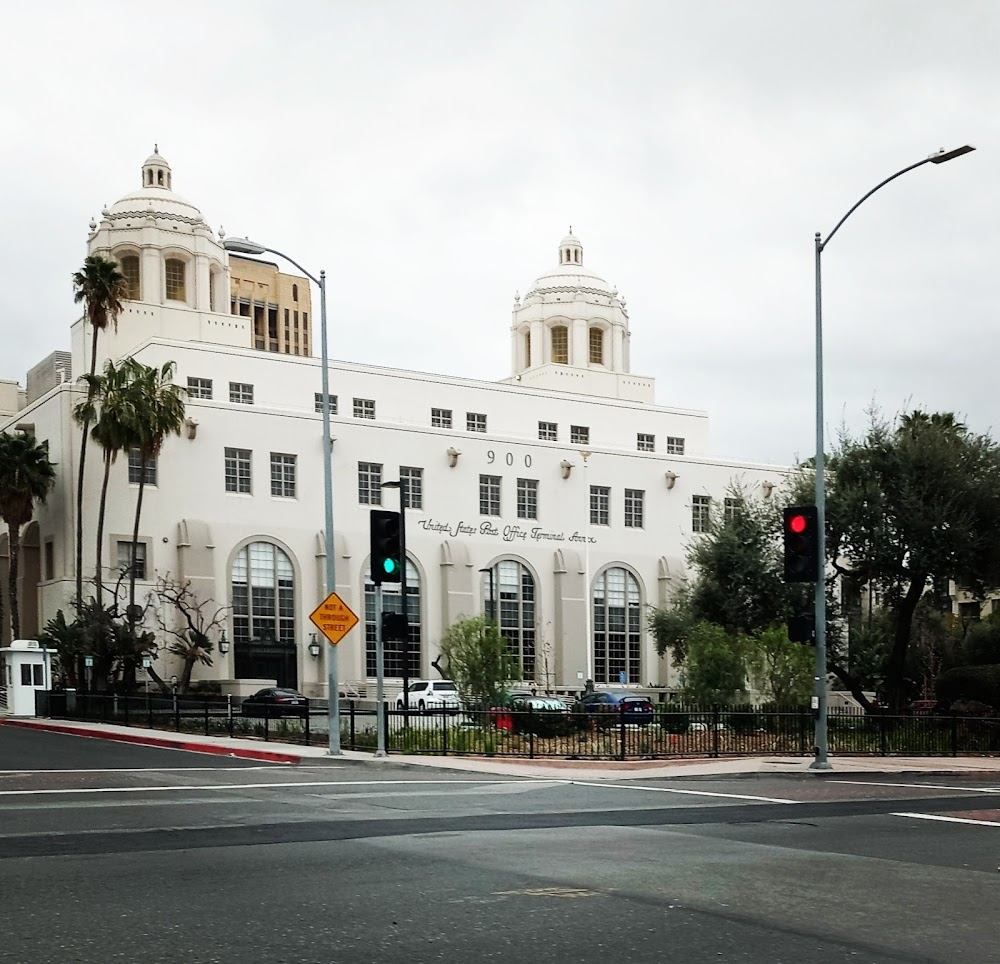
478;566;496;623
811;145;974;770
223;236;341;754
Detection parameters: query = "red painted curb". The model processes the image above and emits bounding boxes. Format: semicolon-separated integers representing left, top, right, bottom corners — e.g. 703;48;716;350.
1;719;302;764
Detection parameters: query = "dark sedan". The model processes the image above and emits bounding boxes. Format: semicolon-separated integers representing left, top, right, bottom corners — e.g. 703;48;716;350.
576;691;654;726
241;687;309;718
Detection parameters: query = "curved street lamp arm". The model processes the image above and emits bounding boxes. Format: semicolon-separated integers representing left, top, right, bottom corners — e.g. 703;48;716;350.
256;245;322;288
821;157;931;251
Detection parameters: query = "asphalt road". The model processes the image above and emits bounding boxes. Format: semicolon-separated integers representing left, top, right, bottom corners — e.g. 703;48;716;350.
1;727;998;964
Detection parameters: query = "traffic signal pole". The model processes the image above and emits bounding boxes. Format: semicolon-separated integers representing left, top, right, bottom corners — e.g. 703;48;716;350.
813;233;830;770
399;480;410;724
375;582;386;757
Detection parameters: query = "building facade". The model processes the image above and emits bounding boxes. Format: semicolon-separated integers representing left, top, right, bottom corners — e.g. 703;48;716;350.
0;151;789;698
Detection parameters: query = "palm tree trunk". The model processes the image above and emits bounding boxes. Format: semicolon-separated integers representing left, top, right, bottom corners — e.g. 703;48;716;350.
94;453;112;608
75;330;101;613
8;522;21;641
128;460;147;628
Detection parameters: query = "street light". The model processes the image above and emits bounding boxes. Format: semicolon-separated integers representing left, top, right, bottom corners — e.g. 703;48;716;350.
811;145;975;770
222;235;340;754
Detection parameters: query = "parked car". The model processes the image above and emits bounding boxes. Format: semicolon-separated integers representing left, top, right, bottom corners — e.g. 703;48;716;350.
506;694;573;736
241;687;309;718
575;691;655;726
396;679;462;712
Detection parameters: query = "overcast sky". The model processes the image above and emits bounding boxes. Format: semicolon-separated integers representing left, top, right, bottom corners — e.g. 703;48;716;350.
1;1;994;467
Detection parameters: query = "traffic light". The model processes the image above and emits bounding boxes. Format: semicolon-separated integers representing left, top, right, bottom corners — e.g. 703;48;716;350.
783;505;819;582
370;509;402;585
788;614;816;645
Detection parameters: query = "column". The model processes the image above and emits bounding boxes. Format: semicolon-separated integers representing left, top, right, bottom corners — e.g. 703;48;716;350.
572;318;587;367
195;254;210;312
530;321;544;366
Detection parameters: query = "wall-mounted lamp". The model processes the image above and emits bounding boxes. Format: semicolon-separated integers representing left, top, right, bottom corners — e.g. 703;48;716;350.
218;631;230;655
560;459;574;479
309;633;322;658
761;480;775;499
184;418;199;440
447;447;461;467
664;471;678;489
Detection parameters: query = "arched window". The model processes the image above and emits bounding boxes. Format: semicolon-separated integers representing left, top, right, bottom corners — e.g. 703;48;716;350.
165;258;186;302
551;325;568;364
292;283;299;302
119;255;141;301
589;327;603;365
523;332;531;367
231;542;296;646
482;560;536;681
365;559;420;678
592;567;641;685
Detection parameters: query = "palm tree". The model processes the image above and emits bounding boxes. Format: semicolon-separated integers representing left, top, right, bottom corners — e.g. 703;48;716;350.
73;359;134;607
71;255;129;612
123;360;186;624
0;431;56;641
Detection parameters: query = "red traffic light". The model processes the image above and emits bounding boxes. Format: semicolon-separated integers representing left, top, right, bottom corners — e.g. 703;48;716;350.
788;513;808;534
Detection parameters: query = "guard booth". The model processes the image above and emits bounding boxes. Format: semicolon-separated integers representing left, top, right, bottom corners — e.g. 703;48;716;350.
1;640;54;716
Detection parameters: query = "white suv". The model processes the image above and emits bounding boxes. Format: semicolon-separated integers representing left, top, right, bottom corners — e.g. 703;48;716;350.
396;679;461;712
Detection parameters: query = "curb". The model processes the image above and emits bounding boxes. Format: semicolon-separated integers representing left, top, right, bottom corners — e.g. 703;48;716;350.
0;719;302;765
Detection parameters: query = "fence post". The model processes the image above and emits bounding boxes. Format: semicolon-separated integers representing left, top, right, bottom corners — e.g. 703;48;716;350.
305;699;311;746
173;693;180;732
799;705;808;755
264;711;269;742
879;710;888;756
147;691;153;729
382;701;390;754
619;704;626;761
123;693;130;725
349;700;356;749
442;706;448;756
528;704;535;760
228;695;234;738
204;697;210;736
951;713;958;757
712;704;720;758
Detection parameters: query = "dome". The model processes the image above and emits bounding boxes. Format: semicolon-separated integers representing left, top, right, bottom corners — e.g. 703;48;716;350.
103;147;205;225
525;229;614;297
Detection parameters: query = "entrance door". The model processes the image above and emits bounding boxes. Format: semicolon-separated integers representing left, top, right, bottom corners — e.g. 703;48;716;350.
234;635;298;690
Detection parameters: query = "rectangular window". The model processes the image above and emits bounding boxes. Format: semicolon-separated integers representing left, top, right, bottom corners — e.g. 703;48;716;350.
589;327;604;364
665;436;686;455
229;382;254;405
400;466;423;510
358;462;382;505
624;488;645;528
44;540;54;581
270;453;297;498
116;540;146;580
165;259;186;301
637;433;655;452
538;421;557;441
479;474;501;516
724;497;739;523
314;393;338;415
570;425;590;445
590;485;610;526
517;478;538;520
186;377;213;400
225;447;252;494
127;449;157;486
692;494;711;534
431;408;453;428
353;397;376;419
467;412;487;433
551;326;568;364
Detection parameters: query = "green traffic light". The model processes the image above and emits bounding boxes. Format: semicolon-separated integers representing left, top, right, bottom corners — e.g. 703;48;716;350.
383;558;397;575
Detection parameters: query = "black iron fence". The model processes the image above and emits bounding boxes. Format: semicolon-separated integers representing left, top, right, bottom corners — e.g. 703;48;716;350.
32;691;1000;759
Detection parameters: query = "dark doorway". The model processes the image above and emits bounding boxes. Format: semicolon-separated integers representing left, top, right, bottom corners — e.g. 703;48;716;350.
234;633;298;690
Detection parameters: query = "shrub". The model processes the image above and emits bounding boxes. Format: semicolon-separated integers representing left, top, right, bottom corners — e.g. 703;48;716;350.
935;664;1000;710
657;702;690;734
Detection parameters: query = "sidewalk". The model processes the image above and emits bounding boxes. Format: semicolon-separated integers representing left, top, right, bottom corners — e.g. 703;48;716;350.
5;716;1000;780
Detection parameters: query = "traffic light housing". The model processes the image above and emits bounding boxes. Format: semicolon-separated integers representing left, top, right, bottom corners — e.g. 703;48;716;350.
783;505;819;582
370;509;402;586
788;614;816;645
382;611;409;642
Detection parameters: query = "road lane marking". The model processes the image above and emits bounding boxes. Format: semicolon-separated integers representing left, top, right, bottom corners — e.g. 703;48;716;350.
893;812;1000;828
0;778;543;797
567;780;799;804
830;780;1000;794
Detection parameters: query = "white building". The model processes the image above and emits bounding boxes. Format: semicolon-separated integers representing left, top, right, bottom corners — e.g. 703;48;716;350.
0;150;789;698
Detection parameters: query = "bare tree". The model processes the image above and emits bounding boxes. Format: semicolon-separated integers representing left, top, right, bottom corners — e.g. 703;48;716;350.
153;574;229;694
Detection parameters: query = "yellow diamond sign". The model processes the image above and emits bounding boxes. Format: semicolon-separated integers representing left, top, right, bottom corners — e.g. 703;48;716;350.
309;592;359;646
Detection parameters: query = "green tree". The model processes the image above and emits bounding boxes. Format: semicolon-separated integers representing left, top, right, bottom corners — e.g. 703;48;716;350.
795;409;1000;710
744;626;814;704
0;431;56;640
122;360;186;625
71;255;129;611
73;358;135;606
681;622;747;704
439;615;516;709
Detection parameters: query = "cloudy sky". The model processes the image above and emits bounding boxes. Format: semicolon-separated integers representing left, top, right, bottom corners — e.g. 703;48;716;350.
1;1;994;466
